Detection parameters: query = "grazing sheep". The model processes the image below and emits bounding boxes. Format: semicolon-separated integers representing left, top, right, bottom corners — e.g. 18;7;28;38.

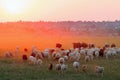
29;56;37;64
52;52;56;58
58;57;65;64
69;52;75;57
69;52;75;61
99;48;104;57
80;48;87;56
95;51;99;58
48;63;53;70
95;66;104;77
36;59;43;66
82;65;87;73
85;55;90;62
116;48;120;54
106;52;111;59
87;49;94;60
55;64;61;71
43;49;51;59
61;64;68;72
31;52;36;57
54;53;61;60
65;50;70;54
106;50;112;59
73;61;80;72
111;48;117;56
15;46;19;56
74;51;81;61
63;56;69;61
31;47;37;57
36;51;43;60
5;51;13;58
22;54;28;61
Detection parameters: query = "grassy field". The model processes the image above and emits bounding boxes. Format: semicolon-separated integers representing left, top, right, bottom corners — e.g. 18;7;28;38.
0;37;120;80
0;54;120;80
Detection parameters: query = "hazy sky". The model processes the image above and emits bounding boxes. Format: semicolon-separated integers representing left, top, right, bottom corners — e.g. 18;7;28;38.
0;0;120;22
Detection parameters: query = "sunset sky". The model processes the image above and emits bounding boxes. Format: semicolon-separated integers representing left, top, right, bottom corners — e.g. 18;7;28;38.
0;0;120;22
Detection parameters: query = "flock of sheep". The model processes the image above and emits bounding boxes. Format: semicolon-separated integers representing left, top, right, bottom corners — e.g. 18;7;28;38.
4;43;120;77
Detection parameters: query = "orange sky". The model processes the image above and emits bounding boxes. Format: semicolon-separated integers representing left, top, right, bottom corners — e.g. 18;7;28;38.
0;0;120;22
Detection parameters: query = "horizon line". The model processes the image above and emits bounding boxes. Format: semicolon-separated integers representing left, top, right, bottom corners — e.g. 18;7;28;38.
0;19;120;23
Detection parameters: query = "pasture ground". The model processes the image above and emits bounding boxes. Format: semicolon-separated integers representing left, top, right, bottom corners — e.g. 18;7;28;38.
0;54;120;80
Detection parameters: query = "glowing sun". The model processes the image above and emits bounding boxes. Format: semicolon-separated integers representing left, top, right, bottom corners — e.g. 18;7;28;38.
2;0;27;14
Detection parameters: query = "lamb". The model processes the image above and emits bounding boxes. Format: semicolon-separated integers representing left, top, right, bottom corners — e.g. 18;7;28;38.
95;66;104;77
73;61;80;72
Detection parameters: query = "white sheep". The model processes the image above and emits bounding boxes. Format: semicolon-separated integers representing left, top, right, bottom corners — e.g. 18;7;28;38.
55;64;61;71
74;52;81;61
85;55;90;62
105;47;118;59
36;59;43;66
63;56;69;61
87;48;94;60
29;56;37;64
95;51;99;58
95;66;104;77
73;61;80;72
55;52;61;60
58;57;65;64
61;64;68;72
111;48;117;56
106;50;112;59
80;48;87;56
69;52;76;61
43;50;50;59
116;48;120;54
